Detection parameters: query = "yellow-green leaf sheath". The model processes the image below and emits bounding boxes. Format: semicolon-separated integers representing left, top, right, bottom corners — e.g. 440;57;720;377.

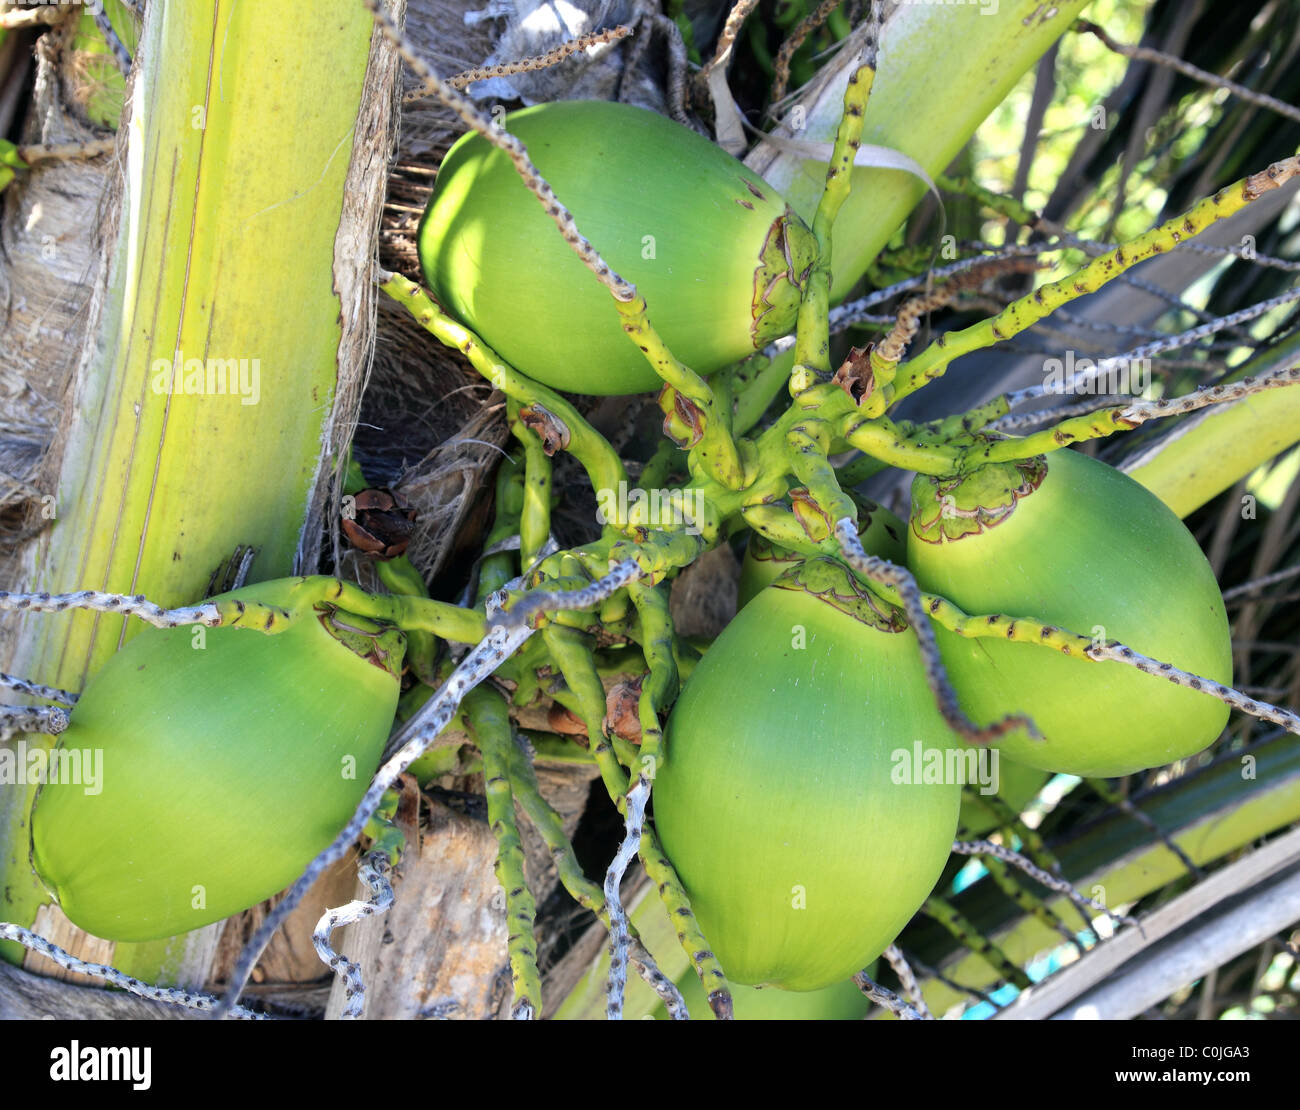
908;449;1231;778
419;100;816;395
654;559;960;991
30;579;402;942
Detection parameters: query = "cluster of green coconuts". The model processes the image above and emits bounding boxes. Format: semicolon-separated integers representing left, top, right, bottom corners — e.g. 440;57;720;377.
31;101;1232;1012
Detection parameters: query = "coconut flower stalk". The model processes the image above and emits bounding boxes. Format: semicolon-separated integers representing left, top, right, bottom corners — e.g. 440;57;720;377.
746;0;1091;301
0;0;403;988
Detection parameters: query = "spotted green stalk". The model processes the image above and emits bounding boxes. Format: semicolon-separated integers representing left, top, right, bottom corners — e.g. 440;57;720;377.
919;593;1095;655
914;589;1300;737
625;581;677;777
532;582;729;1016
1086;779;1204;881
640;828;733;1019
464;685;542;1019
477;452;526;604
0;577;481;645
920;396;1012;440
923;895;1032;992
935;173;1036;226
980;854;1084;954
379;271;628;509
741;503;828;554
541;623;630;801
612;296;744;490
610;530;709;582
502;732;683;1013
317;581;486;645
790;60;876;395
964;797;1087;932
508;402;553;571
892;156;1300;404
786;418;856;535
837;412;964;475
972;407;1143;462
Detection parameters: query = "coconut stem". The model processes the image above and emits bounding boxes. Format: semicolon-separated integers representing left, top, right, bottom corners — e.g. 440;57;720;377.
996;287;1300;414
835;518;1037;745
542;623;630;801
881;944;934;1019
378;272;630;507
853;967;929;1020
790;38;877;394
0;924;265;1019
639;827;734;1019
0;588;222;629
465;686;542;1019
787;418;857;532
891;155;1300;405
625;581;677;778
837;413;964;475
0;672;77;707
311;851;396;1020
1085;641;1300;737
0;705;68;734
979;852;1088;956
604;775;650;1020
922;587;1300;738
952;839;1138;930
504;729;689;1018
613;295;744;489
508;404;554;573
923;895;1033;992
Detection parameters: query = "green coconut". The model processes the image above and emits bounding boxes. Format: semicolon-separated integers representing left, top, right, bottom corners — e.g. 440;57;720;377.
653;966;876;1020
30;578;403;942
908;448;1232;778
419;100;817;395
654;557;960;991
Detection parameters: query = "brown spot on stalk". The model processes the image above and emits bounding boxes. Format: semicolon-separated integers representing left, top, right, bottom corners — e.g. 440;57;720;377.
519;404;571;456
660;386;705;448
832;346;875;404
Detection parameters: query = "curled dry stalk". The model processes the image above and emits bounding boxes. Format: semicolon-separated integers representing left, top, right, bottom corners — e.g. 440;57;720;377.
312;852;396;1021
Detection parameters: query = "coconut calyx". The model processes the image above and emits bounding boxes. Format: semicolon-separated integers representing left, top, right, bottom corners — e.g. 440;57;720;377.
773;555;906;633
751;206;818;347
316;605;406;681
910;455;1048;544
